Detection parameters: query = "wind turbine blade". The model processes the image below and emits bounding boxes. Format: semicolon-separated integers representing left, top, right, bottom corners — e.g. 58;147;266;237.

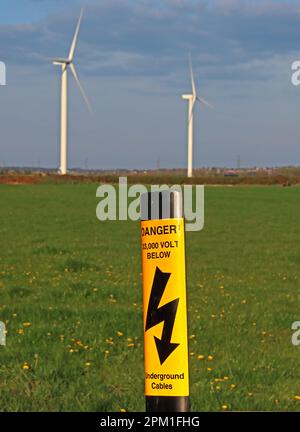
70;63;93;114
197;96;214;109
189;55;196;98
68;8;84;62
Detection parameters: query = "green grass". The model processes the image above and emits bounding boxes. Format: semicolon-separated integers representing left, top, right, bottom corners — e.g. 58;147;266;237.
0;184;300;411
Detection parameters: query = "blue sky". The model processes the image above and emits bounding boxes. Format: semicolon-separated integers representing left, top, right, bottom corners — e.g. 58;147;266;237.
0;0;300;169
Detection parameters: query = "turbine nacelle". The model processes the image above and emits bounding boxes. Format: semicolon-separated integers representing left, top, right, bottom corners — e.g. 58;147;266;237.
181;94;193;100
53;58;71;66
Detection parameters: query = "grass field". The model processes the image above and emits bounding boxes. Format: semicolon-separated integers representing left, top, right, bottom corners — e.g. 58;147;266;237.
0;183;300;411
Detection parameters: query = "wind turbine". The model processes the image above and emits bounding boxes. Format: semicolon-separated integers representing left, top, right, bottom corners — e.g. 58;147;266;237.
182;58;212;178
53;9;92;175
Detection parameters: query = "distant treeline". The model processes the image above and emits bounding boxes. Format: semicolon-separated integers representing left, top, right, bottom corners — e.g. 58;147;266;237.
1;168;300;185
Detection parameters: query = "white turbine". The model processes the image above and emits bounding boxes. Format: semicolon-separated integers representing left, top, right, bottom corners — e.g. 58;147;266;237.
182;58;212;178
53;8;92;175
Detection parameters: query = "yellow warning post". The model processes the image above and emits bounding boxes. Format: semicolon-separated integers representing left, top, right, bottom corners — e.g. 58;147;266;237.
140;191;190;412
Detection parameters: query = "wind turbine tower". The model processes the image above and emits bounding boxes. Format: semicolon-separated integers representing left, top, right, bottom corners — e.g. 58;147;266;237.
182;58;212;178
53;9;92;175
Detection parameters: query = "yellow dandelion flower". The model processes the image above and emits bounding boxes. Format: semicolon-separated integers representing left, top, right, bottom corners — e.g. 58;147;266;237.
69;348;75;353
128;343;135;348
22;362;30;370
17;329;24;335
223;376;230;381
198;355;205;360
120;408;127;412
294;396;300;401
207;367;212;372
23;322;31;327
104;350;109;356
230;384;237;389
222;405;228;411
117;331;124;337
85;362;92;367
189;352;195;356
208;355;214;361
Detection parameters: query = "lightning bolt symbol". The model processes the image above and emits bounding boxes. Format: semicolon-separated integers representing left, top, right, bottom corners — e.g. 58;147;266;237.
145;266;180;365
